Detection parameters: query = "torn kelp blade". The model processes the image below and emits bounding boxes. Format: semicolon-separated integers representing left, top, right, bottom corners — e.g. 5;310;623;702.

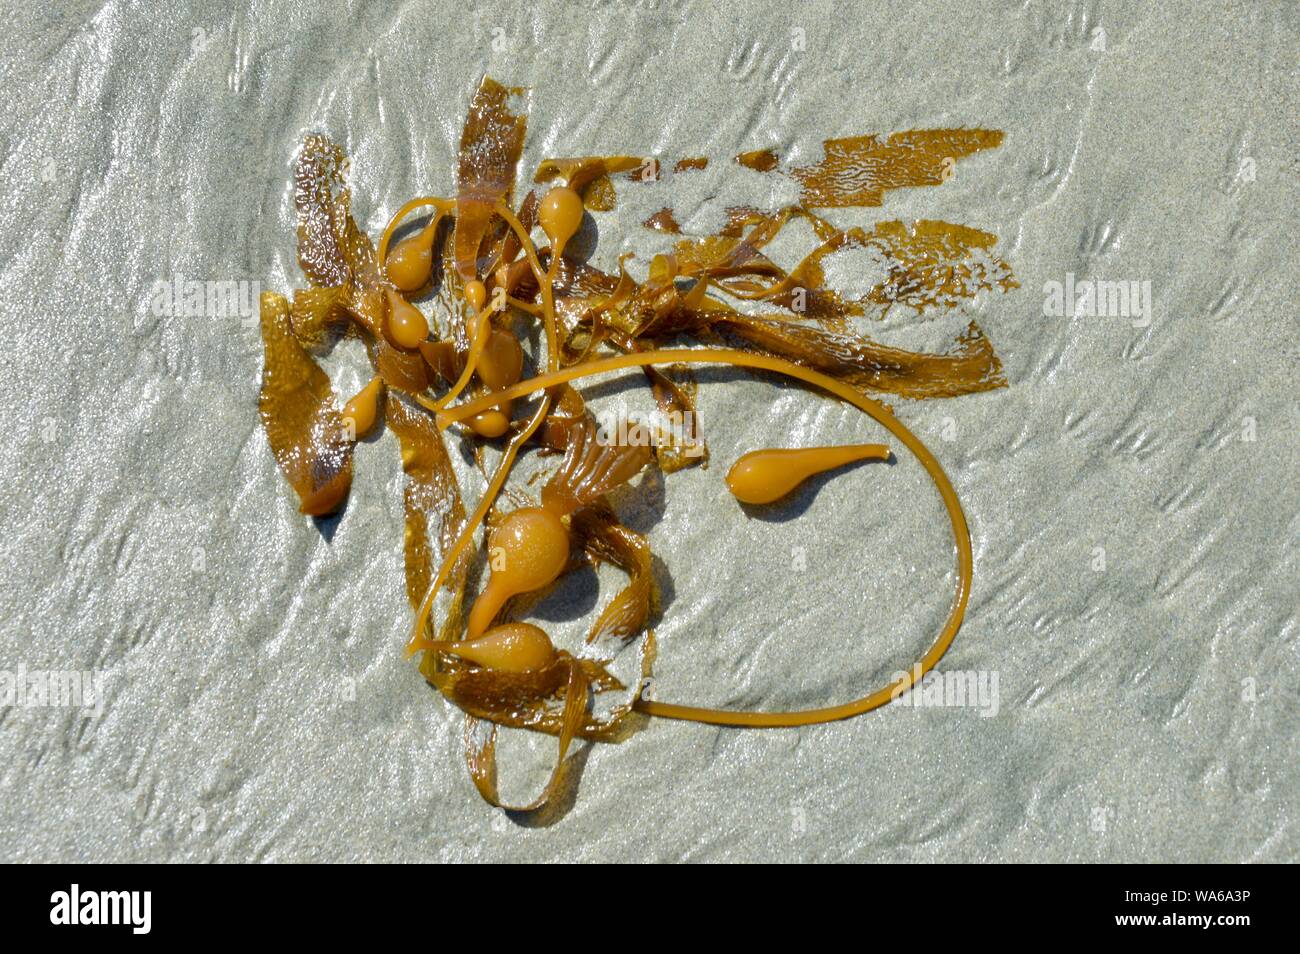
453;76;529;282
257;291;353;516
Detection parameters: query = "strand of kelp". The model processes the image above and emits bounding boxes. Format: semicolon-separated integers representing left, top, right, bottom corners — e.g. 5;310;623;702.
403;190;578;661
426;347;973;729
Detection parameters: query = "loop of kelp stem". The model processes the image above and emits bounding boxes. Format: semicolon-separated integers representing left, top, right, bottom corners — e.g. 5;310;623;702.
376;196;451;268
434;347;972;729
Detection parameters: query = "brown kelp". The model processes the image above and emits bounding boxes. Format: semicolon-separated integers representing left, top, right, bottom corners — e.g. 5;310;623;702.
258;76;1013;811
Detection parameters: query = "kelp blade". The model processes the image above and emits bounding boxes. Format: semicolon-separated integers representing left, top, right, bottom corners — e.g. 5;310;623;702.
257;291;353;515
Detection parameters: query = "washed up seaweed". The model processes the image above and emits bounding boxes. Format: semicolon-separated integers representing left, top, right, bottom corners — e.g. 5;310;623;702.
257;75;1014;812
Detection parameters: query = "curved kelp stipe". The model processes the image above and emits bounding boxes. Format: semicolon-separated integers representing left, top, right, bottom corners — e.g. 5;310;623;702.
433;347;971;729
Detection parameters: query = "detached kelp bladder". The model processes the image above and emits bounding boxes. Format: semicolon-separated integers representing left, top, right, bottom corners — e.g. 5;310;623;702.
257;76;1015;812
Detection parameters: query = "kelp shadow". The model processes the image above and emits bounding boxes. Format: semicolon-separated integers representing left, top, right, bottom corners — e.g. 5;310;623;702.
561;210;600;264
311;509;345;542
503;741;594;828
739;452;895;524
503;688;656;828
526;561;601;624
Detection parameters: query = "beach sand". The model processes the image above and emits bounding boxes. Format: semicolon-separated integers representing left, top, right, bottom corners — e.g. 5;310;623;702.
0;0;1295;861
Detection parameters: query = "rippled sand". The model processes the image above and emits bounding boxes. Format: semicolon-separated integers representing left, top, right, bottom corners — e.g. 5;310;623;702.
0;0;1294;861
